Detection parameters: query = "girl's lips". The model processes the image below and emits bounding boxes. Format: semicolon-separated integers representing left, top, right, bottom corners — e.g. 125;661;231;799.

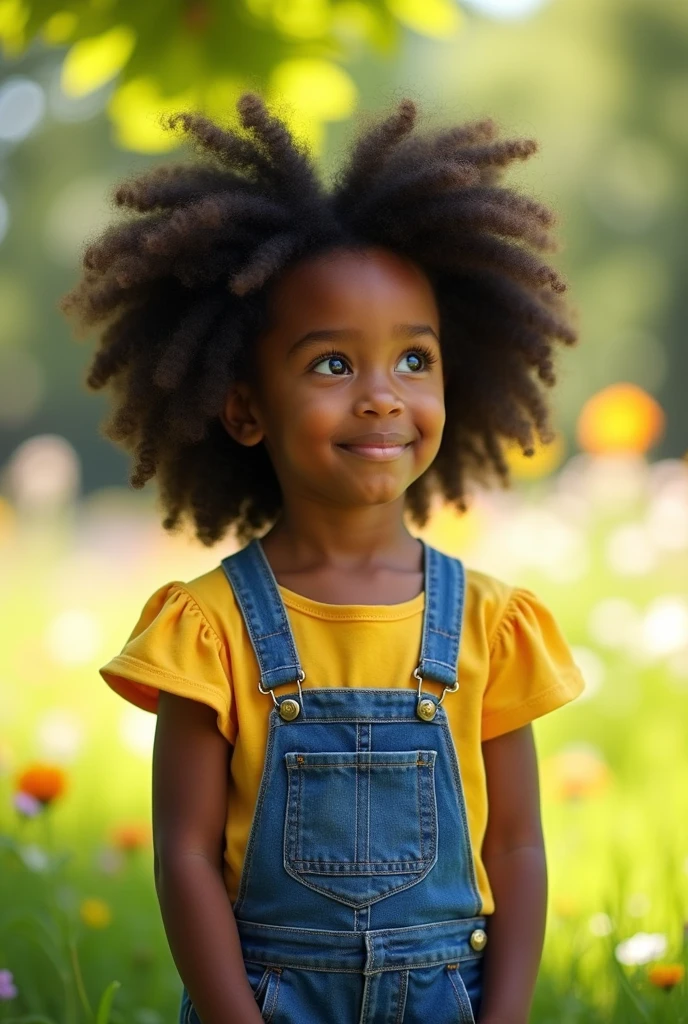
337;443;411;460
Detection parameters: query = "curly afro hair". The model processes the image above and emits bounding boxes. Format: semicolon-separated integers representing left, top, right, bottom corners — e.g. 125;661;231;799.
61;92;578;546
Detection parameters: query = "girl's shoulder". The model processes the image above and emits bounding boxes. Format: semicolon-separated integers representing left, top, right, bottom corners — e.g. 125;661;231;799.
430;556;531;655
463;563;578;676
172;565;239;641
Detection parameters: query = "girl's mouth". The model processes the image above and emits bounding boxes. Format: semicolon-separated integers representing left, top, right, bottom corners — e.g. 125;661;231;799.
338;444;410;460
336;434;413;461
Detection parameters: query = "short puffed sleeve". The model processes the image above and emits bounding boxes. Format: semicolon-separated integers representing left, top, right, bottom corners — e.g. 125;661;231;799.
100;583;236;744
481;587;585;742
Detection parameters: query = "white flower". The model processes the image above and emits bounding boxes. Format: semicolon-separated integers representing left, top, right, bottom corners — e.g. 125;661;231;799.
589;913;613;937
615;932;667;966
18;843;50;873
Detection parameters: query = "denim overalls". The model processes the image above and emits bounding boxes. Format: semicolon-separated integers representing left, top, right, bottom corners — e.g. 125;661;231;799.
179;539;488;1024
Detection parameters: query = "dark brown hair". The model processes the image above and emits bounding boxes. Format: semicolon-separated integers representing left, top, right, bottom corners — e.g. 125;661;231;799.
61;93;577;546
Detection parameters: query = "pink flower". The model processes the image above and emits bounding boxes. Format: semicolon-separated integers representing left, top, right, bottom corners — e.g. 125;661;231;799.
0;968;18;1000
13;791;42;818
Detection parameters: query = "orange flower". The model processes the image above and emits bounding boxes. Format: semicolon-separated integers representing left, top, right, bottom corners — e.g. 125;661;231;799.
110;822;152;852
647;964;685;991
577;383;664;455
542;746;611;802
15;763;68;805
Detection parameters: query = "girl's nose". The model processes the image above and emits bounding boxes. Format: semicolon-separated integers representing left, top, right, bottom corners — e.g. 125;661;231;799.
352;376;404;418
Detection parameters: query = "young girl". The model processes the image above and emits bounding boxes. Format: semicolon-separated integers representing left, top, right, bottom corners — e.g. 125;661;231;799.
61;93;584;1024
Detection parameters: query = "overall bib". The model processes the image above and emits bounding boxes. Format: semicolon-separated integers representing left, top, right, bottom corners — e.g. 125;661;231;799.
179;539;487;1024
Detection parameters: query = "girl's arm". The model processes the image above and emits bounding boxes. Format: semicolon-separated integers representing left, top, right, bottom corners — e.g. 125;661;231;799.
152;692;264;1024
478;724;548;1024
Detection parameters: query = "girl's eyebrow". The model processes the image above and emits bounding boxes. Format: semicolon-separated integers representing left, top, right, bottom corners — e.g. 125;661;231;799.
288;323;439;358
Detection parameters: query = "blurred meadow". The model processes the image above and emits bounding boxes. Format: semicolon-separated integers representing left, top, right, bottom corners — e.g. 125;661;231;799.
1;0;687;1021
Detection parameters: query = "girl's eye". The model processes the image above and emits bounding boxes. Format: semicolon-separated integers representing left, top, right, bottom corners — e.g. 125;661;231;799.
397;346;436;373
311;354;351;376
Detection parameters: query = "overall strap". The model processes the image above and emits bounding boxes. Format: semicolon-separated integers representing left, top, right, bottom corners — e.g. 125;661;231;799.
220;539;304;691
416;541;466;686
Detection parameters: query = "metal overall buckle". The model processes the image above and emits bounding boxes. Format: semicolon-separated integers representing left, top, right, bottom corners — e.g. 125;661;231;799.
258;670;305;720
414;667;459;721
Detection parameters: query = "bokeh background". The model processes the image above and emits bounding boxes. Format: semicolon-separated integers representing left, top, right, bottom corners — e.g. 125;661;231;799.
0;0;687;1021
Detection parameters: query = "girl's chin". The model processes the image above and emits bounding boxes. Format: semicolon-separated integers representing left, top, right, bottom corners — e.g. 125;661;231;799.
339;479;412;507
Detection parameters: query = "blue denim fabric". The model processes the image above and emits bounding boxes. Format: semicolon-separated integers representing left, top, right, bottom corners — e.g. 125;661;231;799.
179;540;486;1023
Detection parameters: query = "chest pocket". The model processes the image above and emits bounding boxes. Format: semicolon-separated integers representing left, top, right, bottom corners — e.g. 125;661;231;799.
283;749;438;908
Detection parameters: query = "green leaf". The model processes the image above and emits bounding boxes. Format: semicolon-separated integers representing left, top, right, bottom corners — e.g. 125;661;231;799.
95;980;122;1024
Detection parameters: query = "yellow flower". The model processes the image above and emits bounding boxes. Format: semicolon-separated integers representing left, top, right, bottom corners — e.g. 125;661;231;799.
79;898;112;929
647;964;685;991
552;894;579;918
15;763;68;805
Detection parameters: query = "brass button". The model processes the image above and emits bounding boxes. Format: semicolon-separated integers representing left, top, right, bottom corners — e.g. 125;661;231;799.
417;698;437;721
278;699;300;721
469;928;487;951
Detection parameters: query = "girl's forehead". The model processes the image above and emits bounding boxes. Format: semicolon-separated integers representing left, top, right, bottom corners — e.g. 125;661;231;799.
268;246;438;324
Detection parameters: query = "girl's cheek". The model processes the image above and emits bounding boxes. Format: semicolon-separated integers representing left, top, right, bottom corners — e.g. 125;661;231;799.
294;391;346;433
417;391;446;433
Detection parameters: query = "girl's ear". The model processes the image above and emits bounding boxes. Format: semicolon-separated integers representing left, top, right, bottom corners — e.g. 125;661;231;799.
220;382;265;447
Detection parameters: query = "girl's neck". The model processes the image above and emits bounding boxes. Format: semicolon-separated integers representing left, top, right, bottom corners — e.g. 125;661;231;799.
261;500;419;569
258;502;425;606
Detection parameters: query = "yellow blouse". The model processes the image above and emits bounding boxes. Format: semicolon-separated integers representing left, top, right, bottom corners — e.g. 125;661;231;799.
100;561;584;916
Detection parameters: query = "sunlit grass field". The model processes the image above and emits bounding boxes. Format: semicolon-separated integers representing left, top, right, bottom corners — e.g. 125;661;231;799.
1;451;686;1022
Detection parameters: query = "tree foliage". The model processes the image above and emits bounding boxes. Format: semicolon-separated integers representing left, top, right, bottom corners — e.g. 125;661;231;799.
0;0;462;151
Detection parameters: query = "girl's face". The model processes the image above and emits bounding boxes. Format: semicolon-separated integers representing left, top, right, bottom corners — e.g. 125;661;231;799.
223;246;445;512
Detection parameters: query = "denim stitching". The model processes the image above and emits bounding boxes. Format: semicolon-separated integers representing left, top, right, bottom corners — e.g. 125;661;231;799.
261;664;302;678
296;759;303;863
254;539;302;675
361;972;373;1019
427;626;460;641
422;656;459;670
395;970;409;1024
439;719;483;916
358;724;362;868
366;749;371;865
237;915;486;936
252;965;271;1002
289;860;427;870
263;969;281;1023
416;541;432;672
233;714;278;916
255;628;294;641
223;540;303;687
416;755;423;862
286;757;421;765
282;859;440;907
235;955;484;974
416;547;467;686
447;964;476;1023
